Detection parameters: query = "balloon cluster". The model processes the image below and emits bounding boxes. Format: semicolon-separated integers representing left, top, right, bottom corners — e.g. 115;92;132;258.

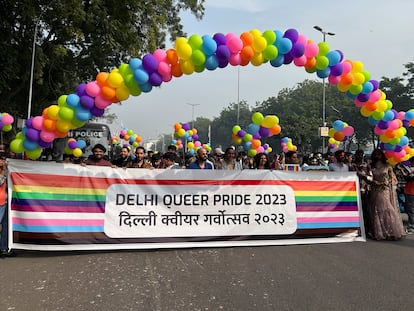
171;122;211;155
281;137;297;153
112;128;142;149
0;113;14;132
9;27;414;163
64;138;87;158
232;112;280;157
328;120;354;142
173;122;199;141
186;141;212;156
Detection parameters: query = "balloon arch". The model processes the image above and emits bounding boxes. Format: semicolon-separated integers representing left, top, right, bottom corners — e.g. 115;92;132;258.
10;27;414;164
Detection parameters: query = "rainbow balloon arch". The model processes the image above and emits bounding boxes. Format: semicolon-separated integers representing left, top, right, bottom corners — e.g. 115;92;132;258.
10;27;414;164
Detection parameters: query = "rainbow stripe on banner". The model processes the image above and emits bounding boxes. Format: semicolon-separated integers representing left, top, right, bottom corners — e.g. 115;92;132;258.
8;160;363;250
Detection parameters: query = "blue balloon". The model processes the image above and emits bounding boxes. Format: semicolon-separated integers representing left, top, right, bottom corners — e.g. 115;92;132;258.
247;123;260;135
205;55;219;71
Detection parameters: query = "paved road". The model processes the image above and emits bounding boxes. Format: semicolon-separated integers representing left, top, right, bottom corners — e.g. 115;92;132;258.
1;233;413;311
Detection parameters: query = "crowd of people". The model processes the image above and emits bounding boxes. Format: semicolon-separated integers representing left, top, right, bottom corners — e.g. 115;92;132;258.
1;144;412;258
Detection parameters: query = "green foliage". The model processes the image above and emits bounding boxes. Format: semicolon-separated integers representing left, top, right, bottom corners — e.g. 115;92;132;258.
0;0;205;119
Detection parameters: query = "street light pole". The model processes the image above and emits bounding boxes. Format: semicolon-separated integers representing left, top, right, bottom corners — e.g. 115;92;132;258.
186;103;200;129
314;26;335;153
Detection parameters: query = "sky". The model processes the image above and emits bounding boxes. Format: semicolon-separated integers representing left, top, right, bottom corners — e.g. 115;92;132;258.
107;0;414;145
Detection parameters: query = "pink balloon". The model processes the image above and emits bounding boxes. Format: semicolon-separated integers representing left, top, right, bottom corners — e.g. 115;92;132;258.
162;73;173;82
388;119;400;130
40;130;56;143
293;55;307;66
374;126;385;136
1;114;14;125
85;81;101;97
32;116;44;131
341;61;352;75
328;75;341;85
229;53;241;66
342;126;354;136
397;111;405;120
296;35;307;45
153;49;167;62
226;33;243;54
157;61;171;76
304;42;318;58
369;90;381;102
256;146;265;153
94;95;111;109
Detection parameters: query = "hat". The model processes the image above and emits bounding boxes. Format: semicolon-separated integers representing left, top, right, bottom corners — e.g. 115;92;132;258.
215;147;224;155
92;143;106;153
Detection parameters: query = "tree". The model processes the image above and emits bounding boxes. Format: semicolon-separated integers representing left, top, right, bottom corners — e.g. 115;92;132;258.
0;0;205;120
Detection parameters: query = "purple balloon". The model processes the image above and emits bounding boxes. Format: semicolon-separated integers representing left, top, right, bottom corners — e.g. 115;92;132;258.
378;120;389;130
192;134;199;140
182;123;190;131
142;54;158;74
149;72;163;86
394;145;403;152
218;58;229;68
216;45;231;61
213;33;226;46
253;133;261;140
370;80;379;90
25;117;34;129
259;127;270;137
26;128;40;142
283;29;299;43
391;109;398;118
80;95;95;109
237;129;246;138
90;106;105;117
403;120;410;127
38;139;52;148
357;93;370;102
76;83;87;96
283;53;293;64
290;42;305;58
330;63;344;76
68;141;78;149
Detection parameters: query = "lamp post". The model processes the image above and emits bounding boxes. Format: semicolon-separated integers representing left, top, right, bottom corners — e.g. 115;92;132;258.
237;66;240;125
313;26;335;153
28;3;57;120
186;103;200;129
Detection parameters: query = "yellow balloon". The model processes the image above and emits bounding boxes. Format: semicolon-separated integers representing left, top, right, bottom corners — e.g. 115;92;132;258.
261;115;278;128
73;148;83;157
108;70;124;88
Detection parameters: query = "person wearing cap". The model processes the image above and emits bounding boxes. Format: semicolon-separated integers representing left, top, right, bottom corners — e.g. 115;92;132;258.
82;144;113;167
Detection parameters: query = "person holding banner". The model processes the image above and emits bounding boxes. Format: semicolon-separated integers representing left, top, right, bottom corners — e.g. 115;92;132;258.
188;148;214;169
217;147;242;170
82;144;113;167
0;154;15;257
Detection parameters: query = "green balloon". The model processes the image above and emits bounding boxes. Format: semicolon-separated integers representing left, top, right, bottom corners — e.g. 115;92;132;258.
25;147;42;160
10;139;24;153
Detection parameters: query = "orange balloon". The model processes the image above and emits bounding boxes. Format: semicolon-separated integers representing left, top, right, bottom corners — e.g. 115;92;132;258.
333;131;345;141
304;57;316;70
96;72;109;87
166;49;179;64
251;139;261;149
55;129;69;138
365;101;378;111
340;73;354;85
43;118;57;132
269;124;281;135
171;63;183;77
240;46;254;62
240;32;254;46
101;85;116;100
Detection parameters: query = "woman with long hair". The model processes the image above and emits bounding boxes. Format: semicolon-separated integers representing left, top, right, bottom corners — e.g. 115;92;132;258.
368;149;405;240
